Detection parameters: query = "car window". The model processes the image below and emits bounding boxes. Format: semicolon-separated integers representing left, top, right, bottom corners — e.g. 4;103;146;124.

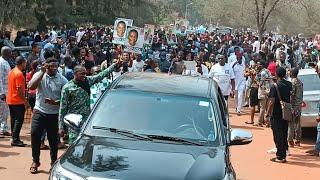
89;91;219;144
298;74;320;91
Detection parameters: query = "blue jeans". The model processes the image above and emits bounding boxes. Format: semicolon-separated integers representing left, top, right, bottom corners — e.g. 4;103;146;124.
316;123;320;152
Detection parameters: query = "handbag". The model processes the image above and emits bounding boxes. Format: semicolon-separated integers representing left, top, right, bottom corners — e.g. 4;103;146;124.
274;83;292;121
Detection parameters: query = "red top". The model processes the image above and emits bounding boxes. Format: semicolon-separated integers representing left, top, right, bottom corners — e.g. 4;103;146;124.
268;61;276;76
26;71;36;96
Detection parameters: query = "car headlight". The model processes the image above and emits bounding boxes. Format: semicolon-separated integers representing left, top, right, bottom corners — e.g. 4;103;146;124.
49;162;84;180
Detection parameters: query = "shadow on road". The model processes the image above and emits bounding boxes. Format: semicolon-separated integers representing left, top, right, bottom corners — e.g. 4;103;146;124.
0;151;20;157
38;170;50;175
286;159;320;168
0;143;12;148
231;124;265;131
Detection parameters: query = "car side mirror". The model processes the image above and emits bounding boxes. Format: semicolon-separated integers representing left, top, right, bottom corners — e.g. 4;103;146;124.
64;114;82;132
229;129;253;146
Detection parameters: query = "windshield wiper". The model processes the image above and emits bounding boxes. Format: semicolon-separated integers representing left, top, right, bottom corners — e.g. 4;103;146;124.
145;134;205;146
92;126;152;141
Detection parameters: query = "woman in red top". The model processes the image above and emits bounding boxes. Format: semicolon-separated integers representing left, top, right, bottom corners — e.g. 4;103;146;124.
26;60;38;110
267;53;276;77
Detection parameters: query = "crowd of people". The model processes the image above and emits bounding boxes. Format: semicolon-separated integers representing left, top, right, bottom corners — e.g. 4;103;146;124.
0;24;320;173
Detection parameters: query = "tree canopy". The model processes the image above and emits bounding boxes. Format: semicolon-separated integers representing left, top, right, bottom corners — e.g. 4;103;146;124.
0;0;319;36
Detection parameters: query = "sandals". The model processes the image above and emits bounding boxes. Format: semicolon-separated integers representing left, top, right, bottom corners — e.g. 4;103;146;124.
245;121;254;125
30;162;40;174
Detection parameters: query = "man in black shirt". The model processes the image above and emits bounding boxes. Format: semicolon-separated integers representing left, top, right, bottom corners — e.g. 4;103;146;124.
265;67;292;163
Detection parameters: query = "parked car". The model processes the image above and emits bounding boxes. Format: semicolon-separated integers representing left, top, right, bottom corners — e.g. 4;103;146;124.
299;68;320;129
13;46;32;59
49;73;252;180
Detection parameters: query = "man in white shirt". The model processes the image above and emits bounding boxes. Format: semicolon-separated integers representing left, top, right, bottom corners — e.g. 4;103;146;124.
208;54;235;102
230;52;246;115
228;46;245;64
253;36;261;54
50;27;58;44
130;55;144;72
0;47;12;136
76;28;85;44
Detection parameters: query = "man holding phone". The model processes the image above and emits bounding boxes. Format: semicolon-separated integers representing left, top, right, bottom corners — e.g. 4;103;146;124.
28;57;68;174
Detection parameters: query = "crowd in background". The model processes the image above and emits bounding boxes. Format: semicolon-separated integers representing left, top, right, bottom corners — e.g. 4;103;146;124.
0;24;320;172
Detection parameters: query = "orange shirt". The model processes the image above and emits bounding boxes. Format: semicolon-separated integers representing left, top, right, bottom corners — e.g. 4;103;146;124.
7;67;25;105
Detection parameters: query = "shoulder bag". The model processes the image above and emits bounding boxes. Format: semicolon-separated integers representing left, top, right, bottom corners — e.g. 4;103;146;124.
274;83;292;121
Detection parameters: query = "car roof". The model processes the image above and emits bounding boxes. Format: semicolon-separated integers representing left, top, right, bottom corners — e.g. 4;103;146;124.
298;68;317;76
112;72;217;98
13;46;32;51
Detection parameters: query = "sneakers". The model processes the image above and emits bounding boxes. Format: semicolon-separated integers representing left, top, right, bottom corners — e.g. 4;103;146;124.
11;140;26;147
267;147;291;156
267;147;277;154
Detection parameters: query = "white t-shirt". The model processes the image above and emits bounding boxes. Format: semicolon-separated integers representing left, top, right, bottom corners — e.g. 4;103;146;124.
76;31;85;43
208;63;235;96
183;64;208;77
50;30;58;43
131;60;144;72
253;40;261;53
230;60;246;90
228;53;237;64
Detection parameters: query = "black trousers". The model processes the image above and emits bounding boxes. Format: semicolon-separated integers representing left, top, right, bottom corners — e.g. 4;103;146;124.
9;104;25;142
31;109;58;164
271;116;289;160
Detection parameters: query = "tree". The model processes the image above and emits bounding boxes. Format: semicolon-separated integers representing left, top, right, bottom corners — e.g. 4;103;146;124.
0;0;38;30
253;0;282;40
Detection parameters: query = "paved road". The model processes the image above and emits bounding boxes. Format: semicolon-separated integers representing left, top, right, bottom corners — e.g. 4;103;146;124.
0;100;319;179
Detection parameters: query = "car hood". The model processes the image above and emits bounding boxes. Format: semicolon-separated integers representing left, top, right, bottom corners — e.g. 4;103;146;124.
59;135;227;180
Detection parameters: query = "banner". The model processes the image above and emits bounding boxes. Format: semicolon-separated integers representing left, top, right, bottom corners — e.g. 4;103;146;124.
144;24;155;45
165;25;177;45
124;26;145;54
112;18;133;45
174;19;189;35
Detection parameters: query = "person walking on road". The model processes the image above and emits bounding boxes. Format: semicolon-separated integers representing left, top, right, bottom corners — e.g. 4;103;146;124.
7;56;29;147
208;54;235;102
230;52;246;116
0;46;12;137
28;57;68;174
265;67;292;163
288;67;303;147
255;60;272;126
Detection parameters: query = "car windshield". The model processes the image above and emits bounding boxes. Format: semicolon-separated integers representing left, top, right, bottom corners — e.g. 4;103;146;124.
298;74;320;91
89;91;219;144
